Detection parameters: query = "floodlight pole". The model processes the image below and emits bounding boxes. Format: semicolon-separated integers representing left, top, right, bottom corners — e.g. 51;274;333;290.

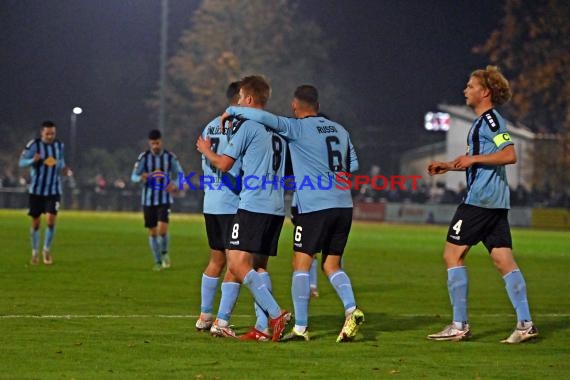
158;0;168;134
70;107;83;167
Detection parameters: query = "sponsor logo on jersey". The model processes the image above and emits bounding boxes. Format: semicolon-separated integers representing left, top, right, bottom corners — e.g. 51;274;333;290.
44;156;57;167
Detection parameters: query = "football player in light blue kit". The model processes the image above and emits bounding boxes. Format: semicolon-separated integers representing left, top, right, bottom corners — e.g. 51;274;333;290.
131;129;184;271
195;81;244;338
197;75;291;342
222;85;364;342
427;66;537;343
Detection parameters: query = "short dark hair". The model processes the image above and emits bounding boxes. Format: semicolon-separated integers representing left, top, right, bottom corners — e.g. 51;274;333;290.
226;81;241;101
42;120;56;128
148;129;162;140
294;85;319;107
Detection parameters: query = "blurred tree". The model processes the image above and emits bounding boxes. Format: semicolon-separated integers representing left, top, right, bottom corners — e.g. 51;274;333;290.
475;0;570;131
80;147;137;186
151;0;339;173
1;124;36;187
475;0;570;193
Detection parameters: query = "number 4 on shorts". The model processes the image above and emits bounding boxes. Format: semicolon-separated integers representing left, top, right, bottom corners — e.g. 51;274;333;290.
452;219;462;235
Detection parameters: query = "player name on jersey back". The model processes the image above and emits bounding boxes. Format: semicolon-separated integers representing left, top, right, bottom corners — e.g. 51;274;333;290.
316;125;338;134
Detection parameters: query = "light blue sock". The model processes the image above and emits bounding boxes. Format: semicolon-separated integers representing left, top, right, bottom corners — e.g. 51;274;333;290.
254;272;272;331
504;269;532;322
217;282;241;322
43;226;55;251
448;266;468;323
159;234;169;254
292;271;310;327
309;259;318;289
148;236;161;264
328;270;356;312
243;270;281;319
200;274;219;314
31;227;40;252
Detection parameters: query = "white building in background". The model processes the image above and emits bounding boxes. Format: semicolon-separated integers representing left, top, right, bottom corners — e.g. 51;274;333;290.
400;104;536;192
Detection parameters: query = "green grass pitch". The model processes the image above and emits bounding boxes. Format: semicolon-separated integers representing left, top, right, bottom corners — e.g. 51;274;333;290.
0;209;569;379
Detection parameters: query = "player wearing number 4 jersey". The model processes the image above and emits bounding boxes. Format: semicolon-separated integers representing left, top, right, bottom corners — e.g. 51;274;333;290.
197;75;290;342
427;66;537;344
222;85;364;343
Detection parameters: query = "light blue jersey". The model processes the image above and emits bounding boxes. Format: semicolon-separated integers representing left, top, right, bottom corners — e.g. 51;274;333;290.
131;150;184;206
19;139;66;196
464;109;513;209
226;107;359;213
222;118;286;216
201;116;241;214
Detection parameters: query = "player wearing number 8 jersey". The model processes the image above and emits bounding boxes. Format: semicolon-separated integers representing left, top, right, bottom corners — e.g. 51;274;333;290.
197;75;290;342
427;66;537;344
222;85;364;342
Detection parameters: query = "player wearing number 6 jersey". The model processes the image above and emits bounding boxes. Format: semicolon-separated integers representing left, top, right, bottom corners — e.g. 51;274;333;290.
222;85;364;343
427;66;537;344
197;75;290;342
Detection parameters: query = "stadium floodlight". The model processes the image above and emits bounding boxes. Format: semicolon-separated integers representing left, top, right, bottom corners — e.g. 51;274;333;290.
424;112;450;131
70;106;83;166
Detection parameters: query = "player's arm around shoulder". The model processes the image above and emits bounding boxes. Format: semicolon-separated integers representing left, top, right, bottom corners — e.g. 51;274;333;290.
224;106;301;140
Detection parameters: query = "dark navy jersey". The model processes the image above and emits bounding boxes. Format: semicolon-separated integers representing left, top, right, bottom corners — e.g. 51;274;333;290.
19;139;66;196
131;150;184;206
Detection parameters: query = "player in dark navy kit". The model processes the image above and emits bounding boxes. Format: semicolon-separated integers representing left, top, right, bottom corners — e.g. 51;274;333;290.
195;81;243;338
131;129;184;271
19;121;72;265
222;85;363;342
197;75;290;342
427;66;538;344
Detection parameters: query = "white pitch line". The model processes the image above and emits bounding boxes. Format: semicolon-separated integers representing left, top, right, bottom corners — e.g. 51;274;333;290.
399;313;570;318
1;313;569;319
0;314;249;319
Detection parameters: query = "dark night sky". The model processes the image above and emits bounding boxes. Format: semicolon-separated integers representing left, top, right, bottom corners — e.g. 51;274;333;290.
1;0;503;156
